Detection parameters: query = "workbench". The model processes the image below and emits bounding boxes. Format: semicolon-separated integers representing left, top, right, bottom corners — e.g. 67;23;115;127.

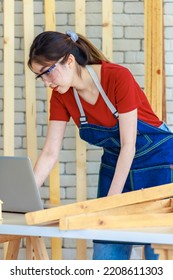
1;212;173;260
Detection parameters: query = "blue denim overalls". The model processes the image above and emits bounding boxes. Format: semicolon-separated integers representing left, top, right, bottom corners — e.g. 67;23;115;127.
73;65;173;260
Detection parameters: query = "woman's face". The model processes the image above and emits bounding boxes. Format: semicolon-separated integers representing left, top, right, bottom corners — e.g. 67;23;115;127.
31;56;75;94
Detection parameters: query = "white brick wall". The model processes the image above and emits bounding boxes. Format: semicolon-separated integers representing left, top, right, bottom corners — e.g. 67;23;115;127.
0;0;173;260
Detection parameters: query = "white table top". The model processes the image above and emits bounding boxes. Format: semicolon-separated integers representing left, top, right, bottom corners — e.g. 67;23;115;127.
1;212;173;245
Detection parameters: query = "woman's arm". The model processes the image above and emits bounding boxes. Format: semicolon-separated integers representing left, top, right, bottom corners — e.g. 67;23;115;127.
107;109;137;196
34;120;67;187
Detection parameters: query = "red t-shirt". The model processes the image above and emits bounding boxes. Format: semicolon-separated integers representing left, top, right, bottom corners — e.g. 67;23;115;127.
50;61;162;127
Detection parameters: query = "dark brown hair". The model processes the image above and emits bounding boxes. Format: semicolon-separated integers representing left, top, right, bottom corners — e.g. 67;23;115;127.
28;31;109;69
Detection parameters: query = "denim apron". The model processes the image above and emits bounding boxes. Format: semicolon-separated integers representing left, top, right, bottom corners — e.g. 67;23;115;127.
73;65;173;258
74;65;173;197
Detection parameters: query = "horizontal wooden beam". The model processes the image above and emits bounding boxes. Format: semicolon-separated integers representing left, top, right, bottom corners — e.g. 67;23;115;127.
0;235;25;243
100;198;172;216
59;212;173;230
25;183;173;225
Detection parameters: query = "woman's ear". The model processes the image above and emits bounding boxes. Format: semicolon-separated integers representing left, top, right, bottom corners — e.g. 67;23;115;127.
67;54;75;68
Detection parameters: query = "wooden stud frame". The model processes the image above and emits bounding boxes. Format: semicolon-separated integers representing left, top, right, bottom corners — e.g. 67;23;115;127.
2;0;167;260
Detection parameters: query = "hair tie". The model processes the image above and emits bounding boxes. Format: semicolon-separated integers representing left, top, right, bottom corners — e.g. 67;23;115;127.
66;31;78;42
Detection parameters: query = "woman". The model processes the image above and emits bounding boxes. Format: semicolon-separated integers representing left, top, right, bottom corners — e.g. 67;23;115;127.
28;30;173;260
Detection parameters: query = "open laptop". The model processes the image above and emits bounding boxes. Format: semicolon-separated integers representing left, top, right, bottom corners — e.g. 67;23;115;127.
0;156;44;213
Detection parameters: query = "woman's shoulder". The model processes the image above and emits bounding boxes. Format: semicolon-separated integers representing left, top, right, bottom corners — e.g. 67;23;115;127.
100;61;134;82
101;60;131;73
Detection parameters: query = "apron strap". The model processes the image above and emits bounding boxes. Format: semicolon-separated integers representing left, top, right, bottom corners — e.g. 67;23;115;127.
86;65;119;119
73;88;88;124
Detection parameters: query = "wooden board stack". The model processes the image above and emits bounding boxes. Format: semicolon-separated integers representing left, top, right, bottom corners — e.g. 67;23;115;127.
25;183;173;230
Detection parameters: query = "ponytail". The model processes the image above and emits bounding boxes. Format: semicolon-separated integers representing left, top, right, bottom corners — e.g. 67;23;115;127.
28;31;109;68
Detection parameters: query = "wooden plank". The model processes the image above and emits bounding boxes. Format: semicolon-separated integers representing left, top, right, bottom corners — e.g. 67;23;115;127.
171;198;173;206
60;212;173;230
26;236;36;260
75;129;87;260
44;0;62;260
3;0;14;260
75;0;86;34
0;235;25;243
152;0;163;119
100;198;172;216
152;244;173;260
49;165;62;260
5;239;21;260
75;0;86;199
144;0;154;110
44;0;56;31
158;1;166;122
75;0;87;260
144;0;165;120
152;244;173;250
153;248;167;260
75;136;87;203
23;0;37;165
30;236;49;260
3;0;14;155
144;0;152;103
102;0;112;60
25;183;173;225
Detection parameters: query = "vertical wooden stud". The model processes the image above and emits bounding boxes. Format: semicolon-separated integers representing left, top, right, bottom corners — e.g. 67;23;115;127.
44;0;62;260
3;0;14;156
75;0;87;260
23;0;37;165
3;0;15;260
102;0;113;60
144;0;165;120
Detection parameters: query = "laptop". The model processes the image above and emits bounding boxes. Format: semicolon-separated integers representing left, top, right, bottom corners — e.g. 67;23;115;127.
0;156;44;213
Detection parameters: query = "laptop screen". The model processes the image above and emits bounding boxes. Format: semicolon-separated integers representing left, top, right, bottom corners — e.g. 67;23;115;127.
0;156;43;213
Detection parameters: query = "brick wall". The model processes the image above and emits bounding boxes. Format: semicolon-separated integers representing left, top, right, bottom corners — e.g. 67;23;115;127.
0;0;173;260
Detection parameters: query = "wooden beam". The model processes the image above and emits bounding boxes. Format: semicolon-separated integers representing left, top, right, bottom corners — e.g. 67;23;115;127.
152;244;173;260
23;0;37;165
75;0;87;260
0;235;25;243
3;0;15;260
3;0;14;155
44;0;62;260
102;0;113;60
144;0;165;120
5;239;21;260
25;183;173;225
30;236;49;260
59;212;173;230
75;0;85;34
26;236;36;259
59;199;173;230
97;198;172;216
